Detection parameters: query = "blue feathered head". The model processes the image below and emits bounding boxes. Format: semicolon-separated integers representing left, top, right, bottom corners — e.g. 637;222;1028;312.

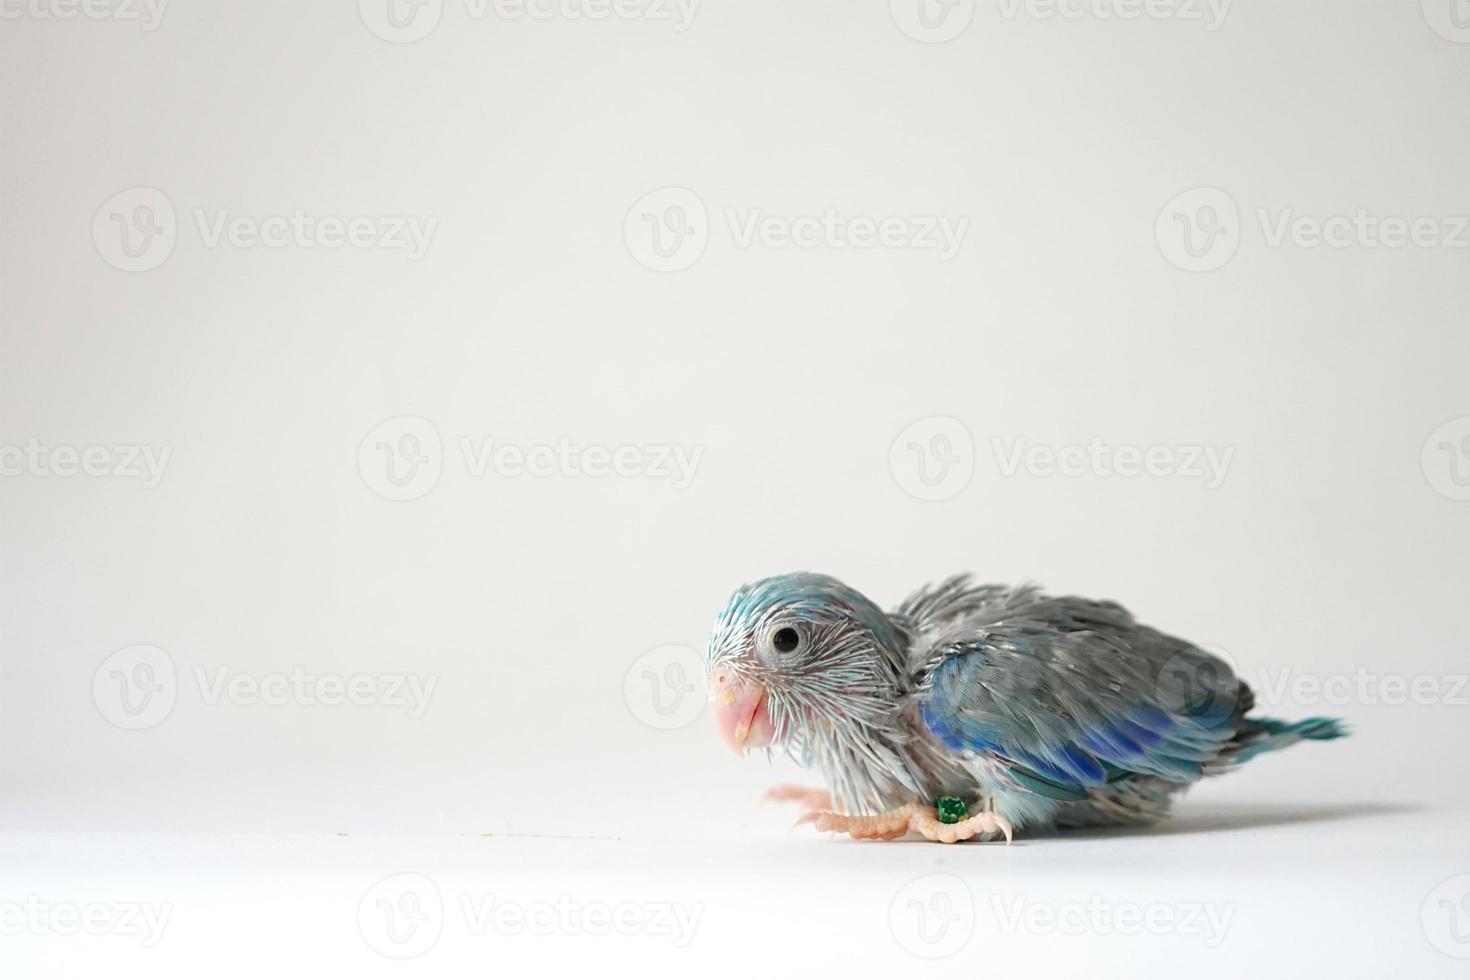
704;573;908;755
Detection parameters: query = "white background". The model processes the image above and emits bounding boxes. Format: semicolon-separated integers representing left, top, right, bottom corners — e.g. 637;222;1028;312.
2;1;1469;976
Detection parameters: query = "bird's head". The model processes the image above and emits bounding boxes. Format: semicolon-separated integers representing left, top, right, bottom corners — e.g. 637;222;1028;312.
705;573;908;755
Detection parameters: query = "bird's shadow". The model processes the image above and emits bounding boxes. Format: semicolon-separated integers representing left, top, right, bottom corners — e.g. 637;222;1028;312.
1037;799;1418;842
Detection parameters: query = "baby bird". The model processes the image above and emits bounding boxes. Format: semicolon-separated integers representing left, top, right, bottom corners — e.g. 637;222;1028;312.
706;573;1345;843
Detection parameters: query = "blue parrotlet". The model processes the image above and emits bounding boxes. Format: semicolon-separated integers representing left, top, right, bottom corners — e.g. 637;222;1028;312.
706;573;1345;843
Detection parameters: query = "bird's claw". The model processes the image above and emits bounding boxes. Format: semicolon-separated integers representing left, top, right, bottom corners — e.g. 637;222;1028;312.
794;803;1013;844
762;784;833;811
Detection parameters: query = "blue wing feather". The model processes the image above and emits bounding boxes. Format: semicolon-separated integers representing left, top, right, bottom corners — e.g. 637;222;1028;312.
914;594;1243;795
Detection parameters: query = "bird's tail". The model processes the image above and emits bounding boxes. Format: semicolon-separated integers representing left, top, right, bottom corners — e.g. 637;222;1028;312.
1208;716;1348;771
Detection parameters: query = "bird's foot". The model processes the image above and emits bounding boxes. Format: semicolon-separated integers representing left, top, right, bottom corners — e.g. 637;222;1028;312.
794;803;1013;844
762;784;833;811
910;807;1013;845
793;804;920;840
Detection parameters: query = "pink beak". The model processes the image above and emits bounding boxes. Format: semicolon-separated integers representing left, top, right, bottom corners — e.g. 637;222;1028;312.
708;670;777;753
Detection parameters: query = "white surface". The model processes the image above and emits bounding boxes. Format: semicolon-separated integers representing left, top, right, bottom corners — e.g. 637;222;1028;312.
3;793;1468;978
4;2;1470;977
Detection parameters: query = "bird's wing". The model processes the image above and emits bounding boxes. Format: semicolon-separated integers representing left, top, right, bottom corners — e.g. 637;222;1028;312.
913;592;1243;799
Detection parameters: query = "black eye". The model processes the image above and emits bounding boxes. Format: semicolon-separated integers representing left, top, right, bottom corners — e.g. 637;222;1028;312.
772;627;800;654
